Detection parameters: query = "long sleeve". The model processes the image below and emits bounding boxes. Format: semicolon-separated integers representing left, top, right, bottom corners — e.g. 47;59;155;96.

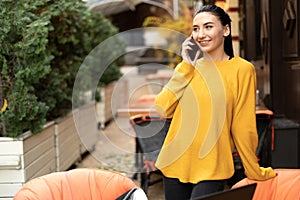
231;64;276;180
154;61;194;118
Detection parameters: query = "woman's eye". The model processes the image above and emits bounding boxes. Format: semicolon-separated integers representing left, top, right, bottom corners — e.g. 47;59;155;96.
193;27;199;31
205;25;213;29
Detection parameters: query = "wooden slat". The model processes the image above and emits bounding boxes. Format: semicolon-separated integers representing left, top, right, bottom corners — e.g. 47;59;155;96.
26;159;56;181
20;124;56;181
0;169;25;183
74;104;98;152
58;138;80;158
56;115;80;143
23;124;55;153
76;104;97;124
0;141;23;155
56;114;76;133
58;148;81;171
23;134;54;167
56;115;81;171
79;130;98;152
0;155;20;169
57;125;79;147
94;83;116;129
24;148;56;181
0;183;23;197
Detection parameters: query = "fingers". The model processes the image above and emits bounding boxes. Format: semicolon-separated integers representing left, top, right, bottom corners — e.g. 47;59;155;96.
183;37;196;51
181;36;201;66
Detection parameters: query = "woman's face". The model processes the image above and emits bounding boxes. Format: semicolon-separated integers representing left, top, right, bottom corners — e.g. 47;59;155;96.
192;12;229;56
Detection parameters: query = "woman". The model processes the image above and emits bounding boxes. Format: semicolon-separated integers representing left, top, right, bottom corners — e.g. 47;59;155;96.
154;4;276;200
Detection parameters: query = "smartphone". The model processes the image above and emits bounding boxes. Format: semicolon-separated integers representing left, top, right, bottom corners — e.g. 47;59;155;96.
187;38;200;60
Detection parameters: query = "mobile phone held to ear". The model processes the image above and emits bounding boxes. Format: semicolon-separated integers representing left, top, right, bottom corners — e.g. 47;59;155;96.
187;38;200;61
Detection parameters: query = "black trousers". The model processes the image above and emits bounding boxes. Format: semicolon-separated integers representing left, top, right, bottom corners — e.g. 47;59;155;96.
163;176;226;200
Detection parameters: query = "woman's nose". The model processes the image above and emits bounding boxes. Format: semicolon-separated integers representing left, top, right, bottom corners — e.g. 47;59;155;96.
196;29;206;39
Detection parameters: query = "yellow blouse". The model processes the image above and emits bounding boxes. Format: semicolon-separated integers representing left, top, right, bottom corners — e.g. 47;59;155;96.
154;57;276;183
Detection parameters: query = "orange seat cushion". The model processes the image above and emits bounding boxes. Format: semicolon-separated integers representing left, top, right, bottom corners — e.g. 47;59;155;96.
137;94;157;103
232;169;300;200
14;168;137;200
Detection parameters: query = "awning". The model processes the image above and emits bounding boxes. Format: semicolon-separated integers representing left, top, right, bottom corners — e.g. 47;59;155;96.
84;0;175;17
84;0;144;16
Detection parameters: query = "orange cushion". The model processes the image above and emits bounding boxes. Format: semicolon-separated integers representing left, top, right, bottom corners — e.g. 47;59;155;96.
137;94;157;103
14;168;137;200
232;169;300;200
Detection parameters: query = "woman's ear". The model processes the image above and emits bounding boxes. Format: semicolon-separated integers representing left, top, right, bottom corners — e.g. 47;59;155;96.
223;24;230;37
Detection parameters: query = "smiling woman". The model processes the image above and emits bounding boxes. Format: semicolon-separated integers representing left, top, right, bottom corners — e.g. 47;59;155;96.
153;4;276;200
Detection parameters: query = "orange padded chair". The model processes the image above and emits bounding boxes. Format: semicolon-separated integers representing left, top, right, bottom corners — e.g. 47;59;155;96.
14;168;147;200
232;169;300;200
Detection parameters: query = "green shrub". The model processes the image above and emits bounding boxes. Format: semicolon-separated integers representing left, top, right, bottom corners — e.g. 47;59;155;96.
0;0;123;137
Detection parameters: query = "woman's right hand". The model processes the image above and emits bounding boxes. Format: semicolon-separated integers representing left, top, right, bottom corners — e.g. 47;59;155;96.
181;36;202;66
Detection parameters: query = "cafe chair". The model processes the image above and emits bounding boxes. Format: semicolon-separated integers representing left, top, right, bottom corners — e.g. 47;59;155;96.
14;168;148;200
232;168;300;200
130;114;171;194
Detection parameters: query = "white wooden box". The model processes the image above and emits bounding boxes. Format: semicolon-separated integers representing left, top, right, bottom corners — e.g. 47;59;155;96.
55;113;81;171
0;122;56;198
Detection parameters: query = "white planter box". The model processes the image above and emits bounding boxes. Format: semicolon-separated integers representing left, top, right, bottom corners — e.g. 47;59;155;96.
0;122;56;199
96;82;116;129
0;104;99;199
55;113;81;171
55;103;99;171
73;103;98;154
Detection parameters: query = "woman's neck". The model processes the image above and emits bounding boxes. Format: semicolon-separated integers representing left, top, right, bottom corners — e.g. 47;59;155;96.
203;52;230;62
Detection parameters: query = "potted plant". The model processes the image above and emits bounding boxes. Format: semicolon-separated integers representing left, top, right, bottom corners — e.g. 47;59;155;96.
0;0;123;198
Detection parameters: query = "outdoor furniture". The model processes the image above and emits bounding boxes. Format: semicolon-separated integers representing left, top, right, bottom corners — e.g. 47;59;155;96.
130;114;171;194
232;168;300;200
14;168;147;200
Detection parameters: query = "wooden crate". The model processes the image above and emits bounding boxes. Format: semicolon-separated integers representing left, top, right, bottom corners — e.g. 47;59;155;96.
55;113;81;171
73;103;98;154
96;82;116;129
0;122;56;199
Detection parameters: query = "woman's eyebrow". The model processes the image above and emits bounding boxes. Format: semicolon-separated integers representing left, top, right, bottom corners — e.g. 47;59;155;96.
193;22;214;27
203;22;214;26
